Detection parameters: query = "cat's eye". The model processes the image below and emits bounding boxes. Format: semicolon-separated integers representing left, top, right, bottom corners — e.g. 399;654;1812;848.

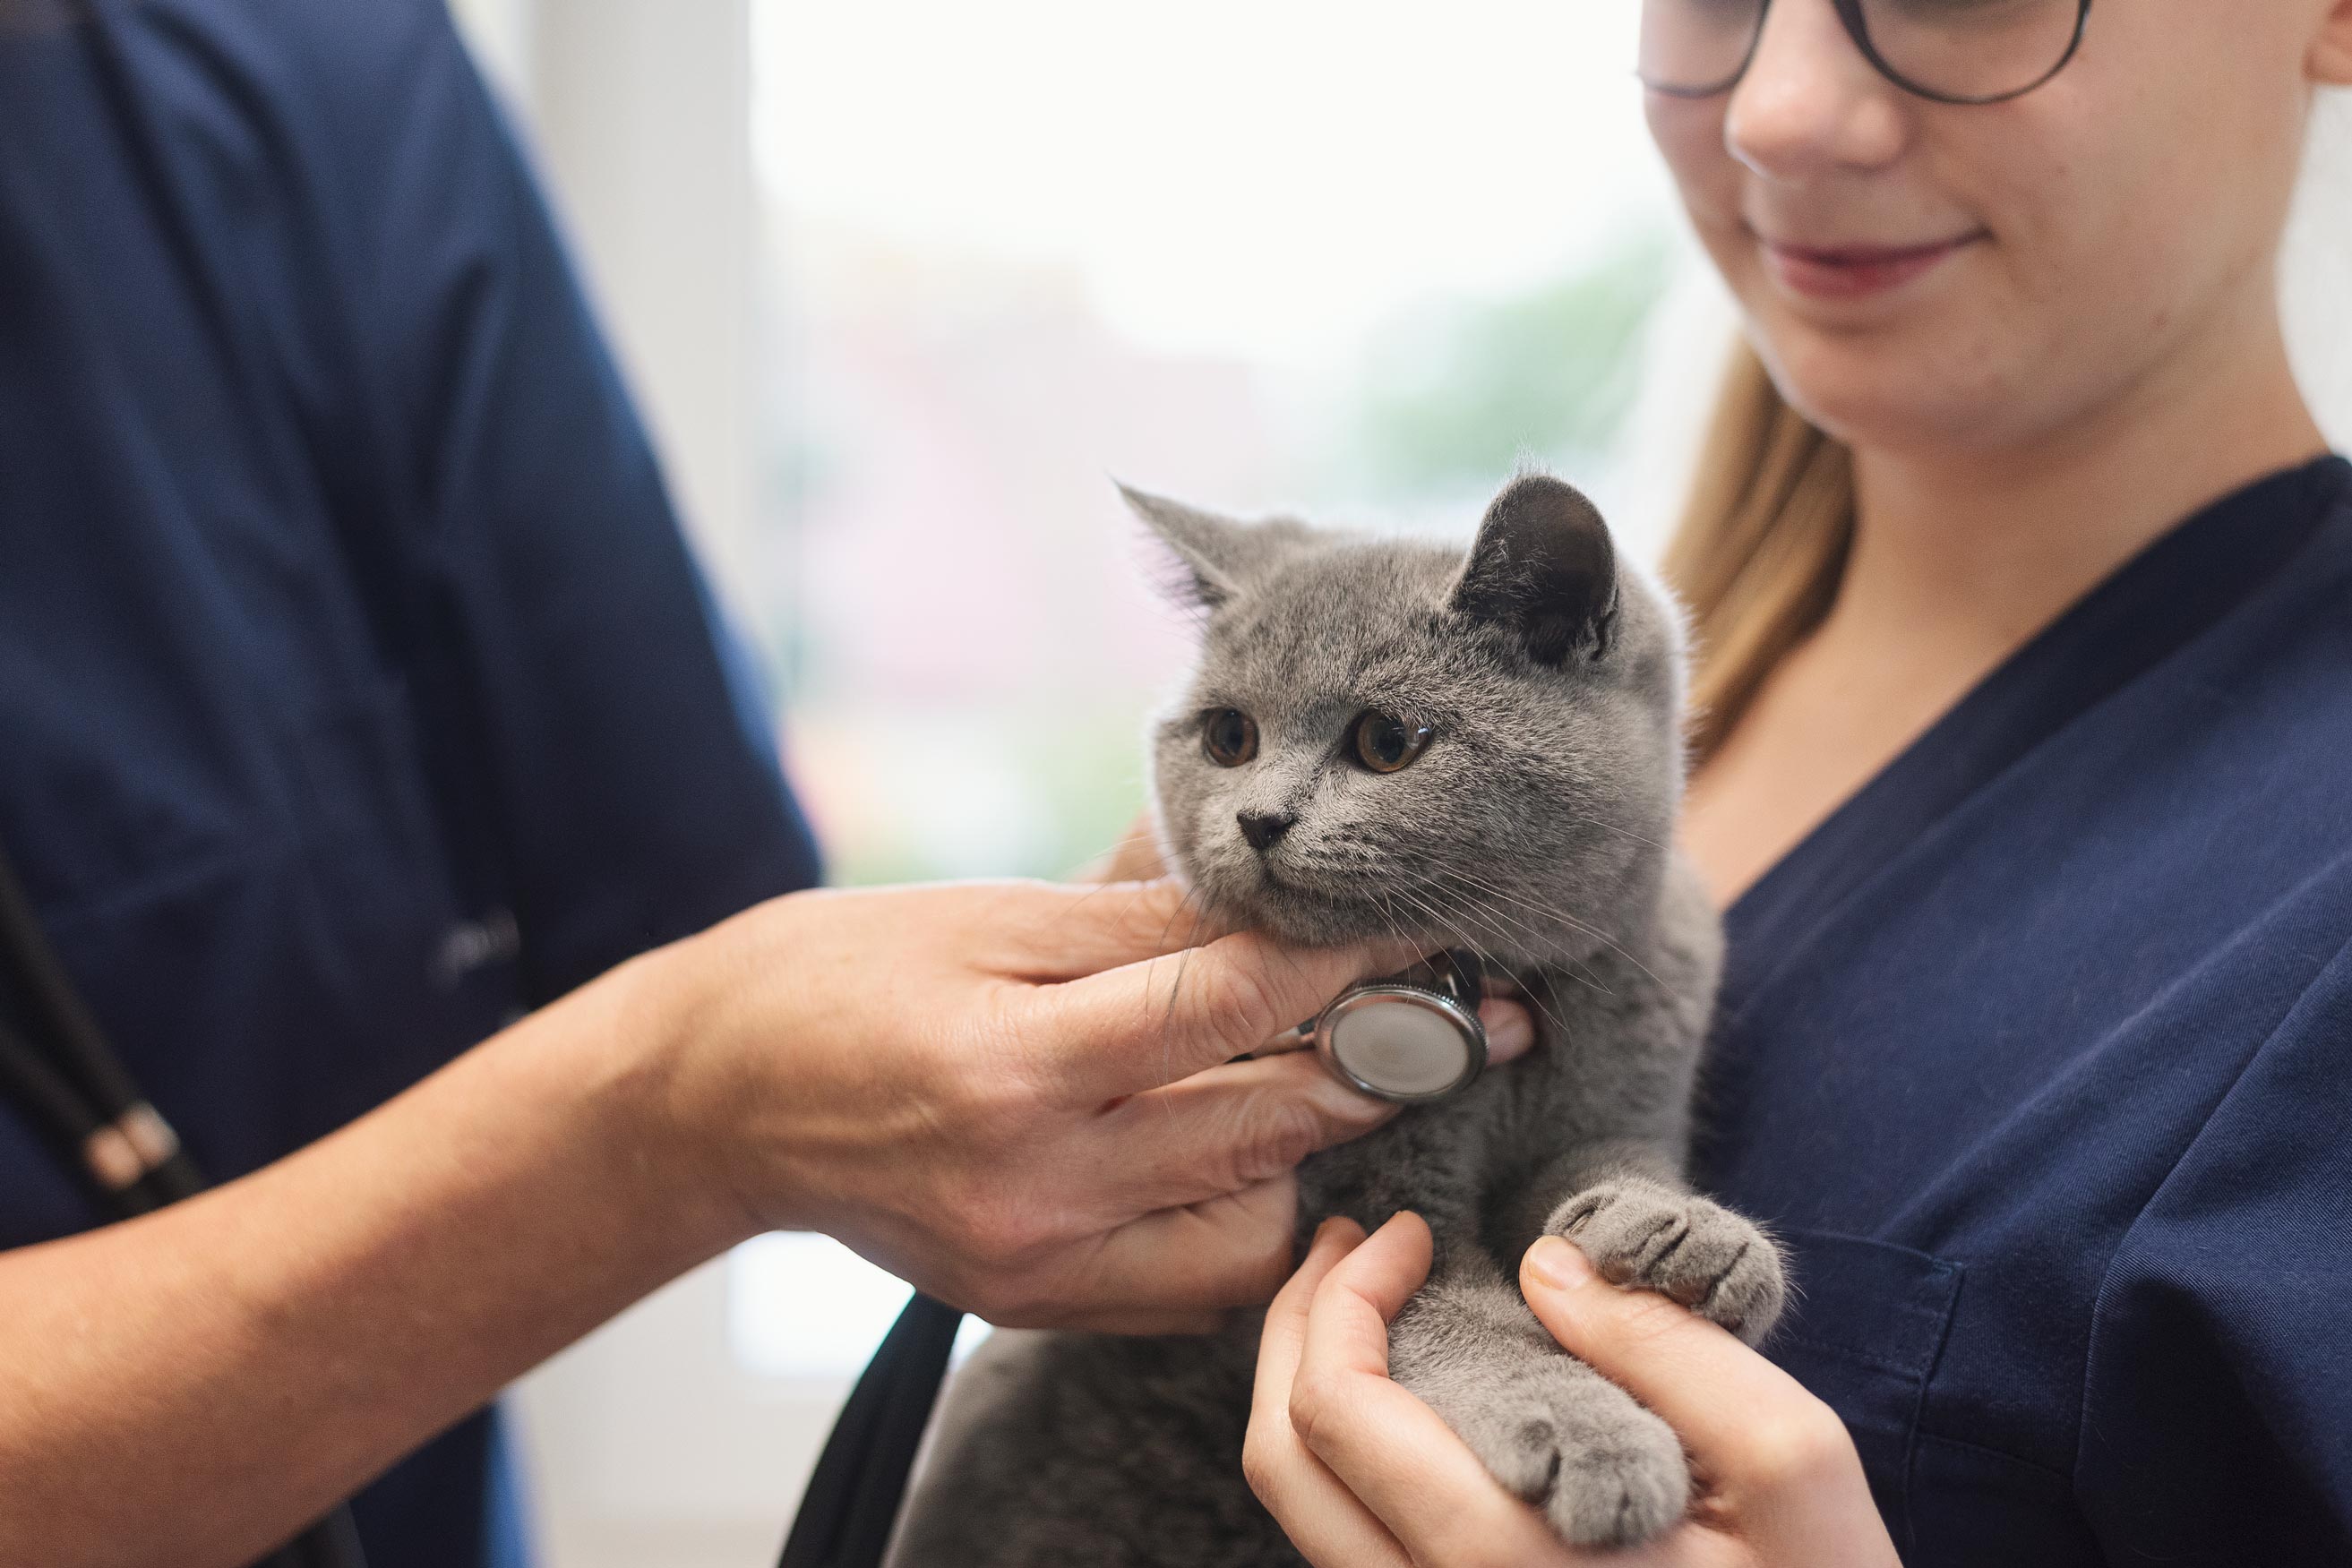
1351;711;1434;774
1202;707;1259;767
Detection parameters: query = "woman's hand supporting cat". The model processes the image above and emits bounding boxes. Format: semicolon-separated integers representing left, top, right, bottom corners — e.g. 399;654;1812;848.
1248;1213;1901;1568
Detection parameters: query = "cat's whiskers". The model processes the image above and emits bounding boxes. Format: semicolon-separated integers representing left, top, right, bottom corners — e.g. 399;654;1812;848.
1432;864;1666;991
1378;882;1580;1043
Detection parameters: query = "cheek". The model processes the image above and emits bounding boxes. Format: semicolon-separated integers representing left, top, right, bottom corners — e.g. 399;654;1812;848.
1730;70;2305;450
1647;95;1745;237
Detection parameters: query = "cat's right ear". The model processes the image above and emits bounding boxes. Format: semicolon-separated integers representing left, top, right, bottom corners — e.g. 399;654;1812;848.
1450;474;1619;665
1119;484;1266;612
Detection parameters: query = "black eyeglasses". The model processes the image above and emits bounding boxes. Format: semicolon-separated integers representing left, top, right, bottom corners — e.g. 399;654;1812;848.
1641;0;2093;107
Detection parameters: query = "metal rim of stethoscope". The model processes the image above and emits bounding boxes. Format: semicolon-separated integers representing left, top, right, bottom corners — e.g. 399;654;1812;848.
1310;981;1489;1104
0;843;368;1568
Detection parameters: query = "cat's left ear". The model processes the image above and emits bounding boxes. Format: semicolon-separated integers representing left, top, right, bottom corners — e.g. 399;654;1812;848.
1120;484;1291;611
1449;474;1619;665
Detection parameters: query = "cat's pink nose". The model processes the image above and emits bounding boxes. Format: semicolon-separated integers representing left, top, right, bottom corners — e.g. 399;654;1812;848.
1237;810;1296;853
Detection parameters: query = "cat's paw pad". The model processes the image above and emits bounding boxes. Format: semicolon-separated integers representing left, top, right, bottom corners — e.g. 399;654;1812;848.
1467;1392;1688;1549
1549;1178;1787;1344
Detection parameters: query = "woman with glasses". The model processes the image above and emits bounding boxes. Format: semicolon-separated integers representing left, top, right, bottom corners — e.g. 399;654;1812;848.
1248;2;2352;1564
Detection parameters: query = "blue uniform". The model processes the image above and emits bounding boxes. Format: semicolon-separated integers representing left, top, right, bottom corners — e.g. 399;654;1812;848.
0;1;821;1563
1703;456;2352;1564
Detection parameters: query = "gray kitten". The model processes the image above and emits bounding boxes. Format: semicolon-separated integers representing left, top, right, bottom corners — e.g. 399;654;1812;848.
888;474;1786;1566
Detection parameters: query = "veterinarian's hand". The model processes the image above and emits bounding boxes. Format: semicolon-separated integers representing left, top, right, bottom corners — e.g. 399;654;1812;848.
1248;1213;1900;1567
642;878;1533;1334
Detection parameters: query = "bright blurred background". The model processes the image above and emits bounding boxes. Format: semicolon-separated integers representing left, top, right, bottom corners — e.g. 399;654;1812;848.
442;2;2349;1564
453;2;1714;1562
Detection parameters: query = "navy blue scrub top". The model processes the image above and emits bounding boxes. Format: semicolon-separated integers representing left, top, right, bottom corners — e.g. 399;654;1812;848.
1701;454;2352;1565
0;2;820;1564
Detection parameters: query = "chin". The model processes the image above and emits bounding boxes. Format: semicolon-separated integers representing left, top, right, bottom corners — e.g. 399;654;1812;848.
1185;861;1407;950
1752;311;2030;454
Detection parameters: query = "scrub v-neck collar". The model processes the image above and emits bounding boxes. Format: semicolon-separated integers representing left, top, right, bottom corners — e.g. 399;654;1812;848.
1717;453;2352;1025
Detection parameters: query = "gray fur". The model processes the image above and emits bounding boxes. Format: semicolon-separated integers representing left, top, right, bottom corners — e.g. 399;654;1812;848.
888;475;1785;1566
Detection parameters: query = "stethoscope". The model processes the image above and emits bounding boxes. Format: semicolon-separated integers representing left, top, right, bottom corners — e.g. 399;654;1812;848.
777;953;1493;1568
1271;948;1490;1103
0;841;368;1568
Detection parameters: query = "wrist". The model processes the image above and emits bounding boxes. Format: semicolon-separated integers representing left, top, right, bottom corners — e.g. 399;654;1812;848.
538;929;775;1261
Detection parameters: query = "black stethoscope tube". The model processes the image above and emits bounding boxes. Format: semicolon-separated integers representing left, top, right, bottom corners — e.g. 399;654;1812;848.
0;844;366;1568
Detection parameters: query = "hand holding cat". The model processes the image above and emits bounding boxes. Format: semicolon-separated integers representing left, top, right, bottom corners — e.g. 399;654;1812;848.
644;878;1532;1333
1248;1213;1901;1568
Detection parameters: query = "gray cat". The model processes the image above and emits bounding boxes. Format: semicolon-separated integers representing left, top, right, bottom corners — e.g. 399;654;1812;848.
887;474;1786;1566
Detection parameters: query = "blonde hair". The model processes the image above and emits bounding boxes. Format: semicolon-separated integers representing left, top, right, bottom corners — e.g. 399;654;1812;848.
1659;344;1855;763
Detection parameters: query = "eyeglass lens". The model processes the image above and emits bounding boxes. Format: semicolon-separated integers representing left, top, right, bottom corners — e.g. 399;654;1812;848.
1640;0;2086;107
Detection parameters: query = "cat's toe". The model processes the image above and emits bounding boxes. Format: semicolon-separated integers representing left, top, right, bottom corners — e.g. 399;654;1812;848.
1430;1362;1691;1551
1549;1178;1788;1345
1541;1401;1689;1549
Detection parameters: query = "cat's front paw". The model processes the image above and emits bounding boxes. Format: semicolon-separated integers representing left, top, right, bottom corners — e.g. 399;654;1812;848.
1549;1178;1787;1345
1428;1358;1690;1550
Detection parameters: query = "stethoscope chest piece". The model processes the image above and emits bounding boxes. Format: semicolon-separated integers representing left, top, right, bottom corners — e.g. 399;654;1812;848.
1311;949;1488;1104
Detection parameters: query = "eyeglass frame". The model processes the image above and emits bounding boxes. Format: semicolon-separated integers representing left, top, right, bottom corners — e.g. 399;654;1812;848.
1642;0;2095;107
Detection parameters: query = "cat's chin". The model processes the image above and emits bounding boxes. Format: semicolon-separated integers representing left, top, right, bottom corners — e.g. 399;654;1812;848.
1192;866;1431;951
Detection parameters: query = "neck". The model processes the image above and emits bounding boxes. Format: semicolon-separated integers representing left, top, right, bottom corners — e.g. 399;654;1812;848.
1835;291;2329;662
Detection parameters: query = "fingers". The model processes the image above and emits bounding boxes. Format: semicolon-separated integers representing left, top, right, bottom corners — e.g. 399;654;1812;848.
1085;1053;1398;1216
1048;1307;1232;1336
1288;1216;1570;1564
1522;1237;1852;1488
1245;1219;1417;1568
966;878;1217;981
1073;812;1171;885
1043;929;1417;1100
995;1178;1303;1324
1072;1000;1534;1223
1480;997;1537;1063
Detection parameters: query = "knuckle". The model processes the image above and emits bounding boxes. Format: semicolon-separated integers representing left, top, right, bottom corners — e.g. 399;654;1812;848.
1196;950;1285;1058
1286;1368;1347;1452
1614;1287;1700;1347
1240;1097;1331;1180
1745;1404;1850;1488
1240;1432;1283;1505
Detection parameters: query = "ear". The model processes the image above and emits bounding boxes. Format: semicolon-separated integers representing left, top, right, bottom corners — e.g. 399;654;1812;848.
1449;474;1619;664
1120;484;1279;611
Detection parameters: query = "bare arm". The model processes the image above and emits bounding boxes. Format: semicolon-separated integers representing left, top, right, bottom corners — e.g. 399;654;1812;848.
0;965;717;1568
0;878;1412;1568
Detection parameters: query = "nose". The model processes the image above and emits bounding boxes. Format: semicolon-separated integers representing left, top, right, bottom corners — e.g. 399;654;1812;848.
1725;0;1906;180
1237;810;1297;853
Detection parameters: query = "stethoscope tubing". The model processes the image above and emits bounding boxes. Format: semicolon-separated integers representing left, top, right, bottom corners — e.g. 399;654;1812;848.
0;841;365;1568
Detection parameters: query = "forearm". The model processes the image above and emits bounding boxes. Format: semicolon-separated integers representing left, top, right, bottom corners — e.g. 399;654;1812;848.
0;945;747;1568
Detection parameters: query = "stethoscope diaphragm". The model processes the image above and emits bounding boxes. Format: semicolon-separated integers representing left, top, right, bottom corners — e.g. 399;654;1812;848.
1292;949;1489;1104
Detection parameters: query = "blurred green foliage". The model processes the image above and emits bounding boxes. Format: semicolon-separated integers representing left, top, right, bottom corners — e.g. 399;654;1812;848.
1346;232;1670;495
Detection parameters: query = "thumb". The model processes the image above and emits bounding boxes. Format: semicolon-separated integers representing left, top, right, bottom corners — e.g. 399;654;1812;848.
1521;1236;1833;1480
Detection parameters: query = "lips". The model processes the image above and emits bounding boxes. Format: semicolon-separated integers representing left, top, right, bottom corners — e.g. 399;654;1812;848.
1754;228;1984;302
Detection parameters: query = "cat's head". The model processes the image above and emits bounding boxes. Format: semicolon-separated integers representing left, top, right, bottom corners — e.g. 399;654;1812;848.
1133;473;1687;963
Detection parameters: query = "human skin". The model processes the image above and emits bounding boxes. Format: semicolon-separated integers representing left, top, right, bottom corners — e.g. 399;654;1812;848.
1679;0;2352;903
0;877;1533;1568
1248;1214;1896;1568
1253;0;2352;1561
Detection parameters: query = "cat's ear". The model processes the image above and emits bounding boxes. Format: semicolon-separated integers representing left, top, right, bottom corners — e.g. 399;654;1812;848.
1449;474;1619;665
1120;484;1279;611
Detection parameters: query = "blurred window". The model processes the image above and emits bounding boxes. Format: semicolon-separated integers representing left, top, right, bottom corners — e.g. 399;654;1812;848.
730;0;1678;1380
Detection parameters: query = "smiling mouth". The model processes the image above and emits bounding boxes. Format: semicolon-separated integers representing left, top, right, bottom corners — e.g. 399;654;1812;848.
1752;227;1987;302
